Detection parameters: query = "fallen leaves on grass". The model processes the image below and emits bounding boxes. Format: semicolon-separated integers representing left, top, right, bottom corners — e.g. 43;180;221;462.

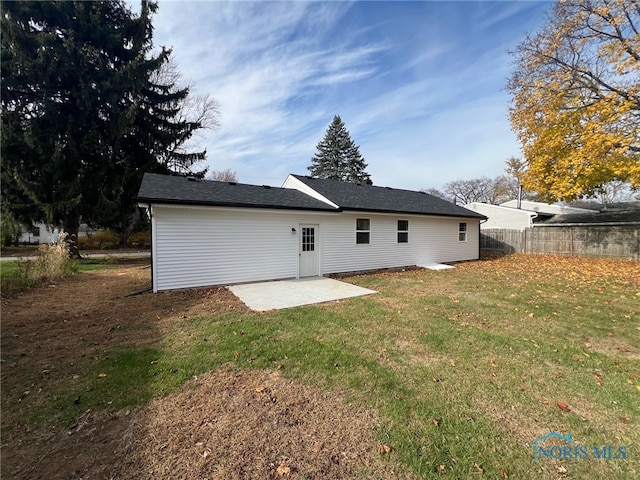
276;462;291;476
459;254;640;291
592;372;603;386
377;444;391;455
557;401;571;412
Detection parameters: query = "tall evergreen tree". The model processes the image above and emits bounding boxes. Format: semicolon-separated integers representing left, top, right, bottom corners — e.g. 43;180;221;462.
1;1;217;252
308;115;370;183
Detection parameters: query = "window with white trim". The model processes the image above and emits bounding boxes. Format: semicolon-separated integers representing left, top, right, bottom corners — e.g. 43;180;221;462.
356;218;370;244
397;220;408;243
458;222;467;242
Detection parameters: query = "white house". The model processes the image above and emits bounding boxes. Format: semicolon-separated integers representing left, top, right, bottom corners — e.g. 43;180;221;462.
17;222;97;245
464;203;537;230
465;200;599;231
137;173;486;292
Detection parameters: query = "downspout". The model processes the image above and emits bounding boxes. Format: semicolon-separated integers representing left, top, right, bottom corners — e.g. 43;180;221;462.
147;204;155;292
479;218;487;258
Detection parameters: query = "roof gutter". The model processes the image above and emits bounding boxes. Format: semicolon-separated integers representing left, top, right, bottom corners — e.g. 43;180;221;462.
136;198;338;212
339;207;487;220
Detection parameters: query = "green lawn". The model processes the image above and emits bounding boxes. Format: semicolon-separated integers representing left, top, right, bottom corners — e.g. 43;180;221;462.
4;254;639;478
0;260;38;291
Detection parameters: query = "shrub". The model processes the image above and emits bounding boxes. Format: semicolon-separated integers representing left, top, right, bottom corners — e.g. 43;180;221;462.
100;241;119;250
32;233;72;282
1;234;78;293
127;231;151;248
78;230;120;250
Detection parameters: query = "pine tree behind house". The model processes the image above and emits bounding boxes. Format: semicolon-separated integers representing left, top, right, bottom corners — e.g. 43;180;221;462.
308;115;370;183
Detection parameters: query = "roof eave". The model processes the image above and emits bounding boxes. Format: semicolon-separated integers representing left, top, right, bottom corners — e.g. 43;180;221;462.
340;207;486;220
136;197;338;212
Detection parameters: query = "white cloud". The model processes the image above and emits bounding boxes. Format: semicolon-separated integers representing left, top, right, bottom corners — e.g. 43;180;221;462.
150;0;551;188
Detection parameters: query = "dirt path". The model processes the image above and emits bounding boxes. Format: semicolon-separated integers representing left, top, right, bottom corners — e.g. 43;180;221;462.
1;264;403;479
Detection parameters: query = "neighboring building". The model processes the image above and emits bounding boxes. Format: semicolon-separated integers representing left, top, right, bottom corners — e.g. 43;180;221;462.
500;200;593;219
137;173;486;292
17;223;59;244
466;200;601;231
536;202;640;226
464;203;537;231
478;201;640;260
17;222;96;245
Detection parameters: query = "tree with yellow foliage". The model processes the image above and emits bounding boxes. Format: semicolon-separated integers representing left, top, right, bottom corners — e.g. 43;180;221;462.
508;0;639;201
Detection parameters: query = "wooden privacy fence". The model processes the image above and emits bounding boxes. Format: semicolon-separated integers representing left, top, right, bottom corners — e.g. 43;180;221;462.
480;225;640;261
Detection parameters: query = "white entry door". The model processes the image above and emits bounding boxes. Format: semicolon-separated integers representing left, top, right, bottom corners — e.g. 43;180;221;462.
299;224;320;277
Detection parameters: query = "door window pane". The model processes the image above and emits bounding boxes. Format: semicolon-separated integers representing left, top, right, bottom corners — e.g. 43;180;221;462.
302;227;315;251
302;227;316;252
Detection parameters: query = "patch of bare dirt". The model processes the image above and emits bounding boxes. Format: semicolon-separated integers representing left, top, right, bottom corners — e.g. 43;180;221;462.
1;262;247;395
1;263;405;480
6;366;398;480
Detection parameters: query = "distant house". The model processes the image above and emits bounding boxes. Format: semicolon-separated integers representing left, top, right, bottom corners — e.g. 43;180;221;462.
476;200;640;260
465;200;600;231
500;200;594;221
17;222;96;245
137;173;486;292
464;203;537;231
17;222;59;245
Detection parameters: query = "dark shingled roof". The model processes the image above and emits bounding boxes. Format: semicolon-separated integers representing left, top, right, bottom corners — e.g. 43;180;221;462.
539;209;640;225
137;173;486;219
137;173;337;211
290;175;486;219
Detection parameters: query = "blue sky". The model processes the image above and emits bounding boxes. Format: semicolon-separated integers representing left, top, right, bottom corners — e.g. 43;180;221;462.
150;0;552;190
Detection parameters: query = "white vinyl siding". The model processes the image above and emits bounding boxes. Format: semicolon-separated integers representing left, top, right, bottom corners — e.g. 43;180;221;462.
150;205;480;291
152;206;314;291
464;202;535;230
320;213;479;275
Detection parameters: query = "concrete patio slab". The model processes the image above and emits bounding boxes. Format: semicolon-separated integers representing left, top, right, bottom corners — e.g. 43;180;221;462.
418;263;455;271
228;277;376;311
